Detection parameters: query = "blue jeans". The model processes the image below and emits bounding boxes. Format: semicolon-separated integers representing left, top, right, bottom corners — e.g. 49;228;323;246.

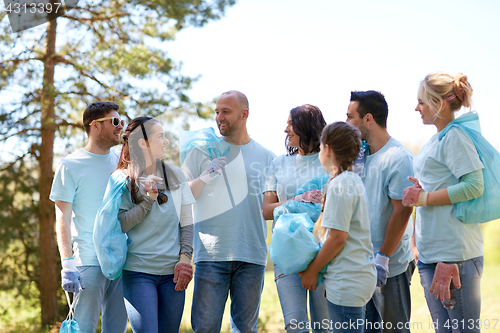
191;261;265;333
417;257;483;333
365;261;415;333
73;266;127;333
274;264;330;332
122;270;185;333
328;301;366;333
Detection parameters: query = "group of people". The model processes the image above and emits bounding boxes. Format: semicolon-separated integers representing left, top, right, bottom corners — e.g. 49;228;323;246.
49;71;485;333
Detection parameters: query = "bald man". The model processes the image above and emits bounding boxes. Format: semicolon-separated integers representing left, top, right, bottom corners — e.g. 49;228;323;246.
182;91;276;333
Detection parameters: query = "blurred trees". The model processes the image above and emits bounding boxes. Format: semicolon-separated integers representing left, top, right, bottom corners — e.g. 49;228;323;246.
0;0;234;327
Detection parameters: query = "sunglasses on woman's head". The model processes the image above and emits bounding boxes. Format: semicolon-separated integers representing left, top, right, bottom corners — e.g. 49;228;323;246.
94;117;125;127
157;189;168;205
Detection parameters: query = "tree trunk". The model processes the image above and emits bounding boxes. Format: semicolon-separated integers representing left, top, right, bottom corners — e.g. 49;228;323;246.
39;15;58;327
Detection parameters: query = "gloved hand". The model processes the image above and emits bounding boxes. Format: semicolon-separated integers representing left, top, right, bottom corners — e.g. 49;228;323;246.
374;253;390;287
173;254;193;291
139;174;162;200
430;262;461;302
61;258;85;293
402;177;428;207
200;157;227;184
294;189;324;203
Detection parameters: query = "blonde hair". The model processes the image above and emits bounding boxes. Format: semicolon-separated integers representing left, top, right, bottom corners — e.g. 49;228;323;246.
313;122;361;241
418;72;473;118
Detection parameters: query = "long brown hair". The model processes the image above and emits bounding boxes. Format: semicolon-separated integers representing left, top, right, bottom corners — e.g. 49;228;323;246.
286;104;326;155
117;117;179;204
313;122;361;241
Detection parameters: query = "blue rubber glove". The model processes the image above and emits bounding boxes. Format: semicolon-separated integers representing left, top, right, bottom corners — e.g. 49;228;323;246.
374;253;390;287
61;258;85;293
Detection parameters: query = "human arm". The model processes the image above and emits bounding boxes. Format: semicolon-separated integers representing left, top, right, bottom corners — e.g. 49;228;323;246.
403;171;484;207
173;204;194;291
262;191;285;220
55;200;85;292
411;223;419;263
300;228;348;290
117;196;154;233
188;157;226;199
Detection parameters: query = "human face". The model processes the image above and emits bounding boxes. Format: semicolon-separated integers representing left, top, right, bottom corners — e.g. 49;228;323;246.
215;94;244;139
346;102;369;141
284;114;301;152
415;98;437;125
96;110;123;148
145;123;169;160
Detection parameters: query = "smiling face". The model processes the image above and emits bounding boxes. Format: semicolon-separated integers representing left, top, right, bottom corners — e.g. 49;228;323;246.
415;98;437;126
145;123;169;160
215;94;244;138
346;101;369;141
284;114;301;151
96;110;124;148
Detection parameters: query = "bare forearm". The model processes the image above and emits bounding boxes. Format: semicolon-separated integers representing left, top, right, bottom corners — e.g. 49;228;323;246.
379;201;413;257
426;188;452;205
307;230;347;274
55;201;73;259
189;178;207;200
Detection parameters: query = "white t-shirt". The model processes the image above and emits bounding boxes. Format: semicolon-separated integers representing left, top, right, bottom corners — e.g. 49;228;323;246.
50;148;119;266
414;127;484;263
360;137;414;277
321;172;376;307
182;139;276;265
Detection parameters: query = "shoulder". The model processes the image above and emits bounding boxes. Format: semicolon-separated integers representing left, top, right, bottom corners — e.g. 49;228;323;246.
247;140;276;157
384;138;413;161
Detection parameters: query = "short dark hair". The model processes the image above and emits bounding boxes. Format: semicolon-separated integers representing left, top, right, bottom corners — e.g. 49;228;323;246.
350;91;388;128
82;101;120;134
287;104;326;155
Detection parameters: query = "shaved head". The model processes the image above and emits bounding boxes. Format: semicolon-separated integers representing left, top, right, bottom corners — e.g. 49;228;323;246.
221;90;249;111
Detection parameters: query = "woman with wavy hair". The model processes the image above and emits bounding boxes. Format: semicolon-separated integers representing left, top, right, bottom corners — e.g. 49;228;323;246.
403;73;484;333
262;104;329;333
99;117;195;332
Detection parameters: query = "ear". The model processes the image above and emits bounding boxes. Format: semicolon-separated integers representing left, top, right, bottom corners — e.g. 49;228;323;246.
364;113;374;125
90;120;101;134
324;144;331;157
241;108;249;120
138;138;148;149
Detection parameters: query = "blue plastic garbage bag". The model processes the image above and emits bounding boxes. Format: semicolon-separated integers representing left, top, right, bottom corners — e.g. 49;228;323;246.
179;127;230;164
270;213;326;285
438;112;500;224
93;171;128;280
274;174;330;223
60;291;80;333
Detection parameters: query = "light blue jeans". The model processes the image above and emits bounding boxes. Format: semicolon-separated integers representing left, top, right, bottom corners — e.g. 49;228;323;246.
122;270;185;333
365;261;415;333
191;261;265;333
274;264;331;332
417;256;483;333
74;266;127;333
328;301;366;333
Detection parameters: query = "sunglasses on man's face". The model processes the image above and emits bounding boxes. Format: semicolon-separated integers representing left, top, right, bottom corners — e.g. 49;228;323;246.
94;117;125;127
157;189;168;205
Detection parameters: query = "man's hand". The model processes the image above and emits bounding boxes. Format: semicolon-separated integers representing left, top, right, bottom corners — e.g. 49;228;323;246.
374;253;390;287
61;258;85;293
200;157;227;184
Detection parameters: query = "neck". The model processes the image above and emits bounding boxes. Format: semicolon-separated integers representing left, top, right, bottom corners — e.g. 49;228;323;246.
366;128;391;155
222;129;251;145
84;138;111;155
434;113;455;132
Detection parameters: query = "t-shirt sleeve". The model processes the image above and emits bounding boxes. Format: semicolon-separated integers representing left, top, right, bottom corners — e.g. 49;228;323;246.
49;162;76;203
444;128;484;179
321;177;355;233
387;153;414;200
179;171;196;205
264;159;278;193
181;148;210;181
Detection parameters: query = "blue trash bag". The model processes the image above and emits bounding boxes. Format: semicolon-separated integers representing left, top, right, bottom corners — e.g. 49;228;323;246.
274;174;330;223
270;213;326;286
93;171;128;280
60;291;80;333
179;127;230;165
438;111;500;224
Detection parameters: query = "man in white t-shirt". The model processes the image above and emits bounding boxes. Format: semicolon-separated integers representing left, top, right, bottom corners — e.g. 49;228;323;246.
347;91;414;333
182;91;276;333
50;102;127;333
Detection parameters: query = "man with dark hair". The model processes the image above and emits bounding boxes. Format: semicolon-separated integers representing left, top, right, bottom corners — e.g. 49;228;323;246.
347;91;415;333
50;101;127;333
182;90;276;333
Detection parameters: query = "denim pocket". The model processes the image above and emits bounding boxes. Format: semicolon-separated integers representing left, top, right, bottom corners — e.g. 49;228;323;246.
77;265;93;274
472;256;484;278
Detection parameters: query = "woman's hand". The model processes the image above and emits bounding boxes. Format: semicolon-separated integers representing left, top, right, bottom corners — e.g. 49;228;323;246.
403;177;428;207
294;189;324;203
430;262;461;302
139;175;162;201
299;268;318;291
173;254;193;291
